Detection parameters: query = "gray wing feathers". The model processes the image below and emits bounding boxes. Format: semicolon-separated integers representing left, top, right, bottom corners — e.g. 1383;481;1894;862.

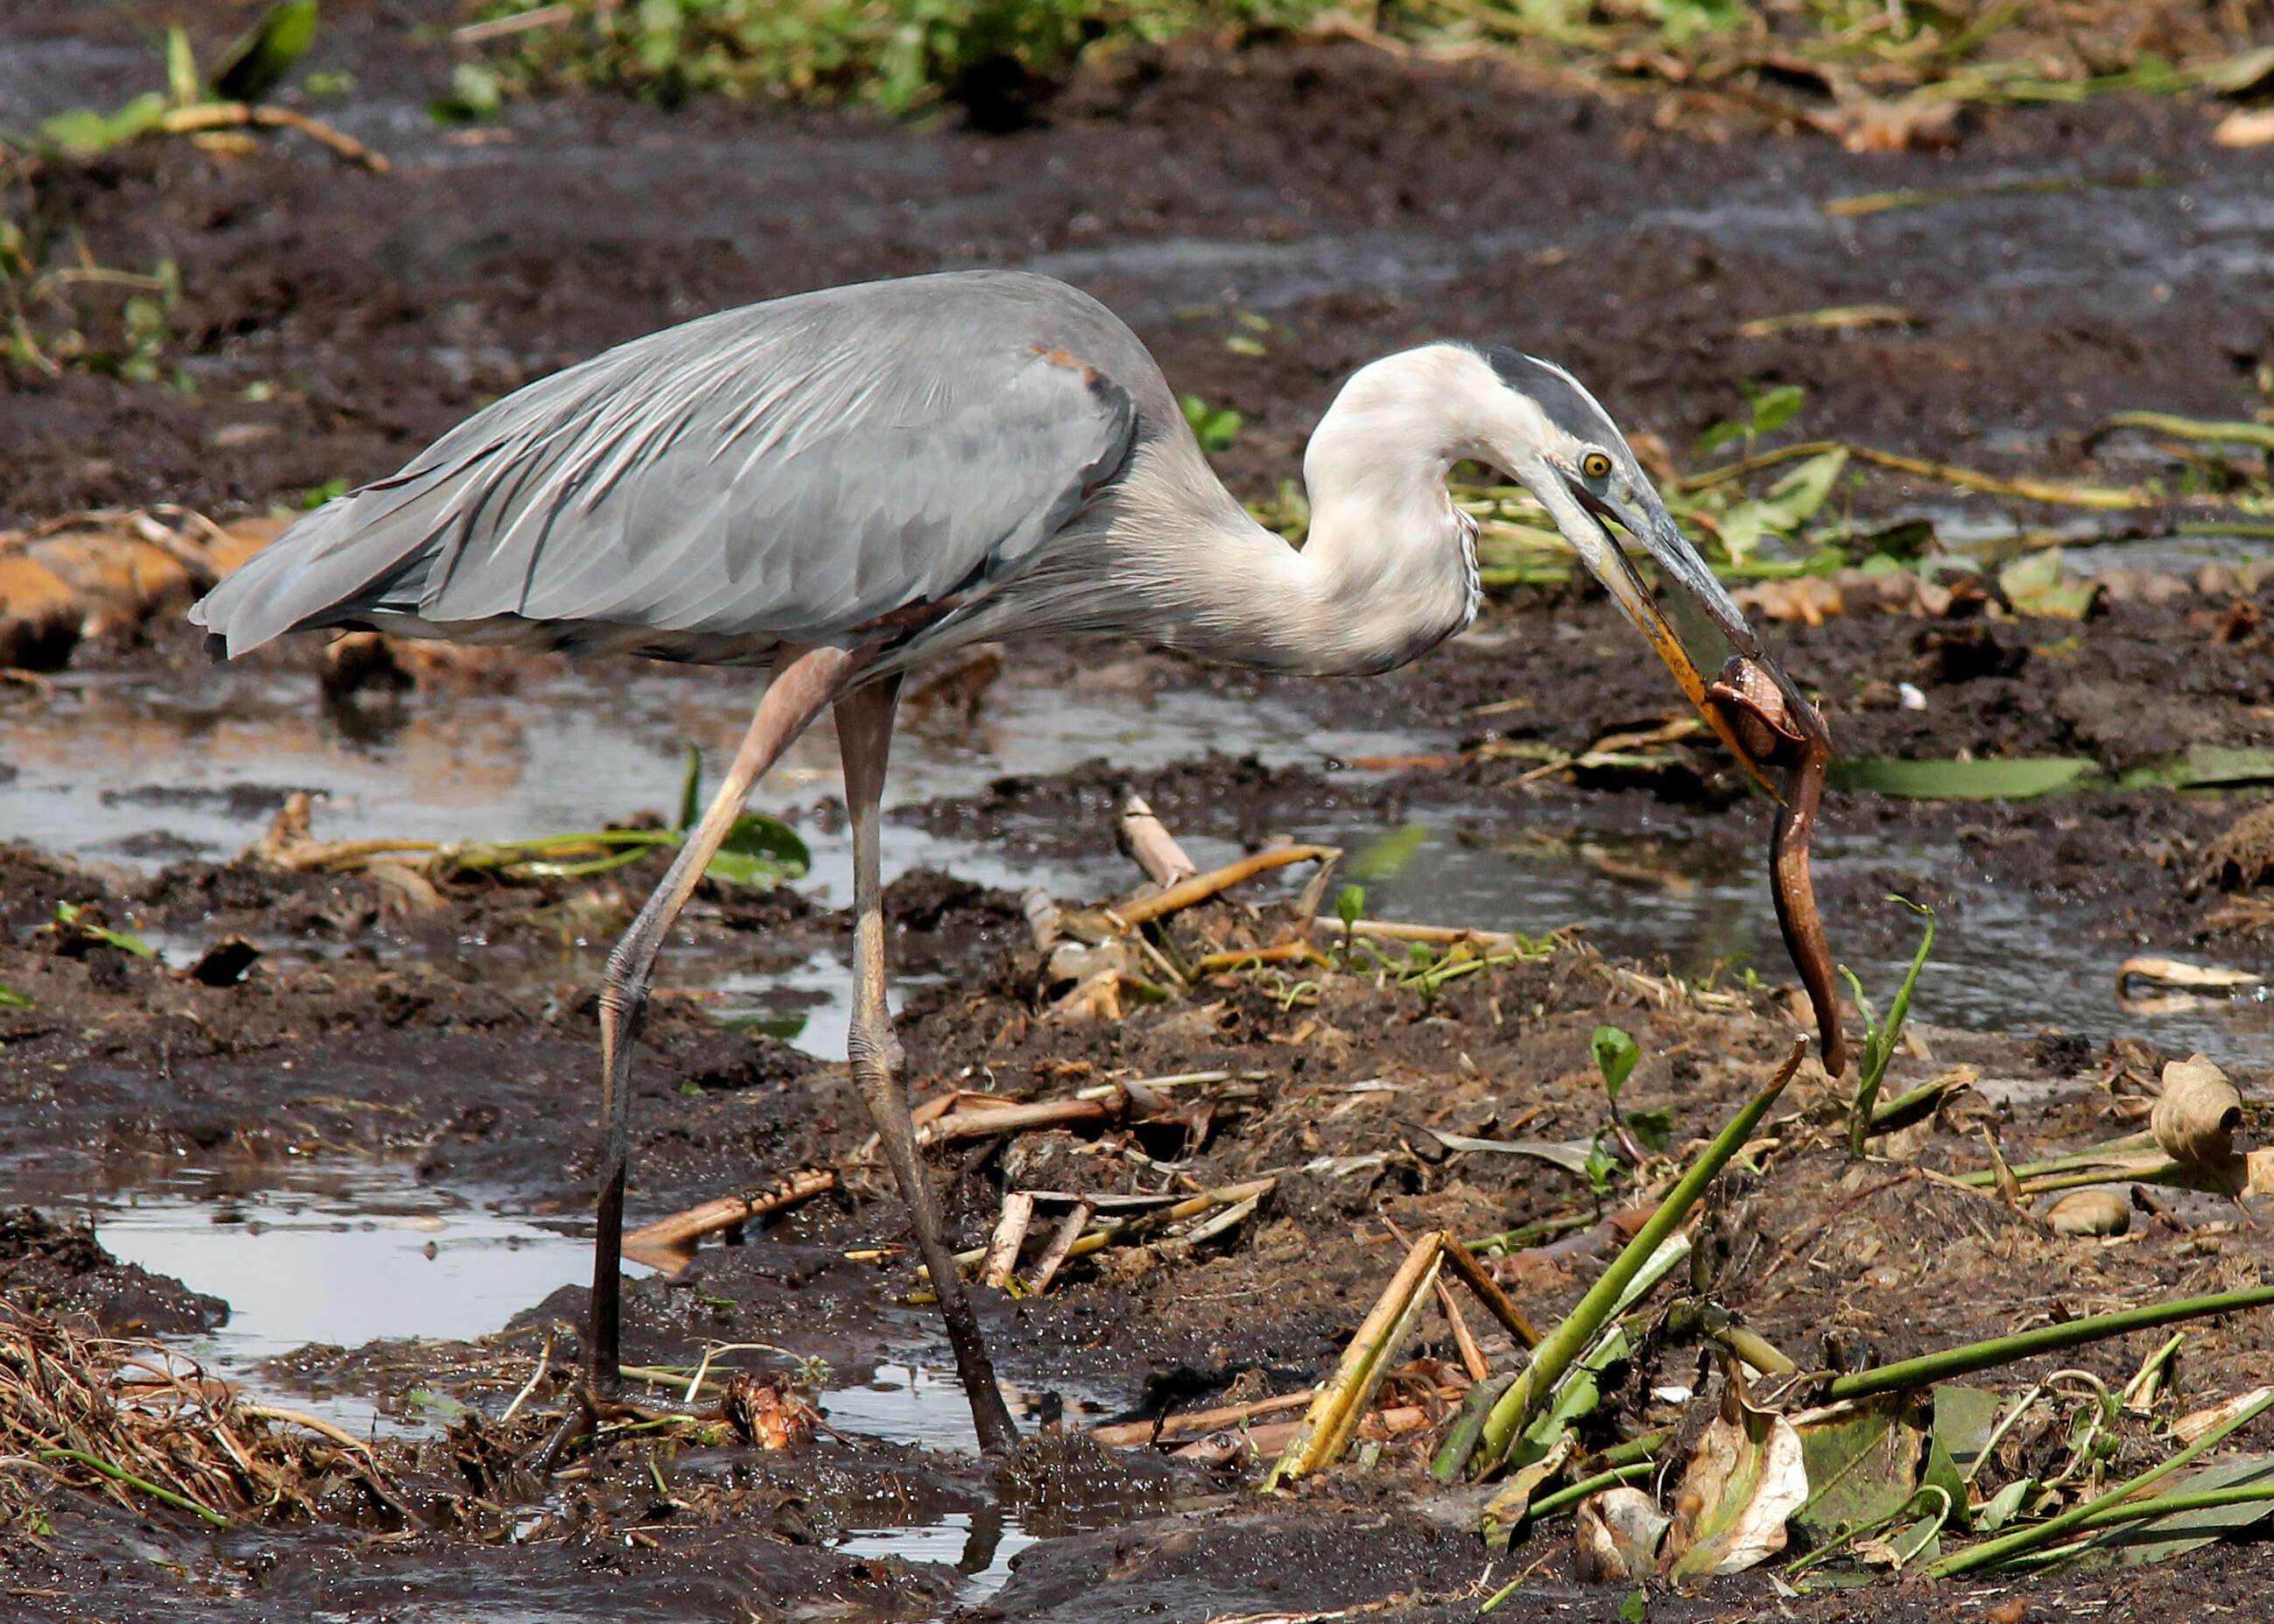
193;273;1141;657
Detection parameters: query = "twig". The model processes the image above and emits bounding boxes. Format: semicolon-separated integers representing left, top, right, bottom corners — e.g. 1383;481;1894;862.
1110;846;1339;925
500;1331;553;1424
919;1096;1114;1148
1089;1388;1318;1447
157;102;391;171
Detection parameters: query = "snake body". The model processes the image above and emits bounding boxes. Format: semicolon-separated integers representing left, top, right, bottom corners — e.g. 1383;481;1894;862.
1706;659;1847;1078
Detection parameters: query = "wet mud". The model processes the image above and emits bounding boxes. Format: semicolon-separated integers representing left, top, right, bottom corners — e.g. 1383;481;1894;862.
4;6;2273;1621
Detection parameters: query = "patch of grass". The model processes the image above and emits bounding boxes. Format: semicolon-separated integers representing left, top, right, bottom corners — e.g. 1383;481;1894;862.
455;0;2274;126
455;0;1335;117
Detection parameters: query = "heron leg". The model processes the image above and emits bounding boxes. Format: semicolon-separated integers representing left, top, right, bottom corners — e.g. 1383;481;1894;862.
835;677;1020;1456
588;643;857;1386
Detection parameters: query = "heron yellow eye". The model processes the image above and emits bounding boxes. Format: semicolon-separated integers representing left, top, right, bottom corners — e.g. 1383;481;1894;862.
1581;452;1612;480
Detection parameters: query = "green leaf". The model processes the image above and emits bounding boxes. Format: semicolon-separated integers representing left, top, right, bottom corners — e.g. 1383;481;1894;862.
1748;383;1806;436
2116;746;2274;791
1591;1024;1639;1097
1346;824;1426;882
1827;757;2095;800
1179;393;1242;453
1999;546;2102;618
1625;1108;1672;1156
1757;446;1848;529
211;0;320;104
1335;884;1365;928
1919;1387;2002;1531
53;902;156;959
675;742;702;833
1794;1393;1926;1543
42;92;169;158
704;814;810;888
165;26;201;108
1619;1585;1649;1622
1975;1477;2035;1532
0;984;31;1010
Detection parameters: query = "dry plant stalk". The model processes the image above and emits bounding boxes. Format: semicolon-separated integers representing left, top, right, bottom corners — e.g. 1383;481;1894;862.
1271;1230;1445;1482
0;1305;411;1530
621;1168;838;1273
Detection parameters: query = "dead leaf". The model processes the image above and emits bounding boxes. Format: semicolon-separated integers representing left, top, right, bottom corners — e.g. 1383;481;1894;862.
2152;1054;2243;1167
1575;1487;1671;1582
1735;576;1846;626
2046;1189;2130;1237
1665;1376;1812;1578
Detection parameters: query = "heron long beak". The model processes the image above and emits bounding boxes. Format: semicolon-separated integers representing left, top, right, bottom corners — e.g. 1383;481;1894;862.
1544;478;1819;795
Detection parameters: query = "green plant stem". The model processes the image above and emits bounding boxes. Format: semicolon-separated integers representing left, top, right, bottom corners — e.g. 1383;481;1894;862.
1946;1132;2155;1186
1475;1041;1805;1468
1825;1286;2274;1403
1527;1460;1655;1517
41;1448;230;1527
2065;1480;2274;1532
1927;1388;2274;1577
1461;1212;1596;1254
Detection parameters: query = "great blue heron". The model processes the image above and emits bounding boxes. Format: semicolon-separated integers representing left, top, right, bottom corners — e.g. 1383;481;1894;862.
193;269;1823;1456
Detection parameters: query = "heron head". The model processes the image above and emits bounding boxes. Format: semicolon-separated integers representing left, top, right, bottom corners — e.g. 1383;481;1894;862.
1468;346;1826;782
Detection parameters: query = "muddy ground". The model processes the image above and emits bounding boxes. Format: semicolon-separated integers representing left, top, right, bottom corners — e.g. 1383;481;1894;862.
4;4;2274;1620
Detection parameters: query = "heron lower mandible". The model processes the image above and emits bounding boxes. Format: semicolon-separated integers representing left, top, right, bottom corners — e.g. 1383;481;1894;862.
192;269;1824;1456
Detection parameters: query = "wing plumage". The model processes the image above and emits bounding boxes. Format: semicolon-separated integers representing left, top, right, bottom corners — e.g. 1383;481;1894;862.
192;272;1144;660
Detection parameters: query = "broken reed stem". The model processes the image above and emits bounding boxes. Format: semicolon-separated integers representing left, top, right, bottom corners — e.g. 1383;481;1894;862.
1438;1231;1543;1349
1025;1202;1092;1296
621;1169;838;1273
1945;1132;2157;1187
1928;1387;2274;1578
1271;1231;1443;1482
1088;1387;1317;1447
1475;1040;1806;1471
1118;791;1197;885
1824;1285;2274;1403
982;1193;1037;1290
1435;1276;1490;1382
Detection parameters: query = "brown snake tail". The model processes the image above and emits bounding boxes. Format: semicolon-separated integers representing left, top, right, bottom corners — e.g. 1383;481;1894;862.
1706;659;1848;1079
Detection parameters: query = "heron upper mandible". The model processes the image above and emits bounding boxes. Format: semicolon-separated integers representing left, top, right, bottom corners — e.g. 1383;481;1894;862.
193;269;1819;1455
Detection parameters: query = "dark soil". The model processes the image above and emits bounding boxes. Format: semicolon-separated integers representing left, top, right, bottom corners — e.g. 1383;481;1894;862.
3;7;2272;1621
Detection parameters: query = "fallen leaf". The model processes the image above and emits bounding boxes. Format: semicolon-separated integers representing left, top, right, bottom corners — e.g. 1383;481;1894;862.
1666;1379;1811;1578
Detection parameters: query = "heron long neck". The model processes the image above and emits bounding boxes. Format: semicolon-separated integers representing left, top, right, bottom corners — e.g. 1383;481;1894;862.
1124;362;1481;677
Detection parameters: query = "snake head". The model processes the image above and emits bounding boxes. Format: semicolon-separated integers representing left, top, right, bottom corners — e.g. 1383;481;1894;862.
1704;655;1827;775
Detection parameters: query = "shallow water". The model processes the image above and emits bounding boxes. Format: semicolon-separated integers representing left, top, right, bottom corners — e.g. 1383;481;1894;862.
67;1157;1110;1598
8;653;2270;1065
